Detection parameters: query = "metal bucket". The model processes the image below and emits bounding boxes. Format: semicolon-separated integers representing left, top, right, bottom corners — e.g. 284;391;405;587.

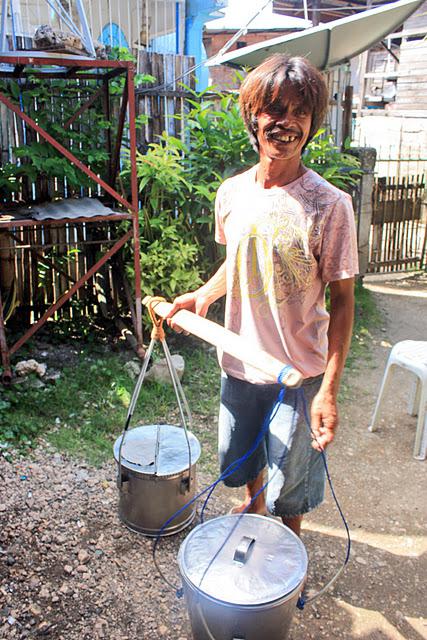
114;424;201;536
178;514;307;640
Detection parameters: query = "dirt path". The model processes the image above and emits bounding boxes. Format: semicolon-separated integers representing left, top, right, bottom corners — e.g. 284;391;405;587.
1;275;426;640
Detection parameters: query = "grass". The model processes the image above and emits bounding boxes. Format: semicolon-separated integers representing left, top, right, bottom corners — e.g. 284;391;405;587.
0;281;379;467
348;278;381;367
0;336;220;468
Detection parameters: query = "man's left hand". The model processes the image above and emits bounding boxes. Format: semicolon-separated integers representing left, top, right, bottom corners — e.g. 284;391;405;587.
309;390;338;451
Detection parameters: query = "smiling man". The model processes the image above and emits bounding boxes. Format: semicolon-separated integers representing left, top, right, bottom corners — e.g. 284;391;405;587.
167;55;358;536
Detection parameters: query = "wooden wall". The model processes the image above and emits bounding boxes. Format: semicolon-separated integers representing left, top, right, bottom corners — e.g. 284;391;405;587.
395;38;427;112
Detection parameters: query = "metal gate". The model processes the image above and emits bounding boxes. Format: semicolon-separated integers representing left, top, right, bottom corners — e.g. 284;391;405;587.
369;155;427;273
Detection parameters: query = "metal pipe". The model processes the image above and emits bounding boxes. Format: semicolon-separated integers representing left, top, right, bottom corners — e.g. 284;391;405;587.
127;63;143;353
303;0;309;22
45;0;83;38
175;1;179;54
1;0;8;53
0;285;12;383
75;0;96;56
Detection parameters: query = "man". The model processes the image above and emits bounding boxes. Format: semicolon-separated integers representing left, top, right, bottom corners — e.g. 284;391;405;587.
167;54;358;536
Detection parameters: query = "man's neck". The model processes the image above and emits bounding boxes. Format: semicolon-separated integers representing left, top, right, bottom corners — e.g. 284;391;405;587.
256;156;306;189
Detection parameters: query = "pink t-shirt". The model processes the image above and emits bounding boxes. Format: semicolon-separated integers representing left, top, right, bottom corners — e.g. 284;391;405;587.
215;166;359;383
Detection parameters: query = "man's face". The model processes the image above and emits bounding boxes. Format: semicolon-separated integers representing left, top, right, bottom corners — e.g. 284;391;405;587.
255;84;312;163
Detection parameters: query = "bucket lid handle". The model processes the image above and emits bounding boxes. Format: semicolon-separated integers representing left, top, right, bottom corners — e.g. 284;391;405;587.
233;536;256;566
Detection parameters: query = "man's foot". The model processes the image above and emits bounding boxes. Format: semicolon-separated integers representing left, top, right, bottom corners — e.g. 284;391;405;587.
227;471;267;516
228;502;267;516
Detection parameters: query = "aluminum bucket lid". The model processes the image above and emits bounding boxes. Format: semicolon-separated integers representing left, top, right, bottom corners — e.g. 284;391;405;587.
178;514;307;607
113;424;201;477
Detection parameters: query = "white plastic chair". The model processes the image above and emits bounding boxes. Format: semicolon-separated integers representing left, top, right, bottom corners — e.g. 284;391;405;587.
368;340;427;460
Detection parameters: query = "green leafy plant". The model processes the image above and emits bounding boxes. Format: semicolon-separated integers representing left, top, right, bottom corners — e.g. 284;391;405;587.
304;131;362;191
136;218;202;298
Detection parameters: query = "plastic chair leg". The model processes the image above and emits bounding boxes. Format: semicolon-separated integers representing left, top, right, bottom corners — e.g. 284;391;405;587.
369;361;395;433
408;377;421;417
413;385;427;461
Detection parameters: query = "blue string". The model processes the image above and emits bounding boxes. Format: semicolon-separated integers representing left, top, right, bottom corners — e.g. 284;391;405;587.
199;383;287;522
152;365;351;609
152;366;291;591
296;387;351;610
153;368;290;538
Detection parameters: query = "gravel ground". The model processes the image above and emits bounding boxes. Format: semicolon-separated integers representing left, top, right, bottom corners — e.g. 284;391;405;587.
1;274;427;640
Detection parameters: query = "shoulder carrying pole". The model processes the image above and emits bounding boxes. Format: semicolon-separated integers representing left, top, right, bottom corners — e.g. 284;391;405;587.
142;296;304;389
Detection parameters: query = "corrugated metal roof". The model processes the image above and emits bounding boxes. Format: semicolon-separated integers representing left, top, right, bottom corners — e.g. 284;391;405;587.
19;197;117;221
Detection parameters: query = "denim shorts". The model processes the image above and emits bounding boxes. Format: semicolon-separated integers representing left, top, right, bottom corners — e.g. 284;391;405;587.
218;373;326;518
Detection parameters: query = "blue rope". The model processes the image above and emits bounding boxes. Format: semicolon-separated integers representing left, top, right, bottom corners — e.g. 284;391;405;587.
152;365;351;608
152;366;291;593
296;387;351;610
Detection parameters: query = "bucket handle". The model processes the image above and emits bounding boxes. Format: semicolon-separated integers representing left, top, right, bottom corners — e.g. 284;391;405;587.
117;339;155;489
233;536;256;565
117;314;194;489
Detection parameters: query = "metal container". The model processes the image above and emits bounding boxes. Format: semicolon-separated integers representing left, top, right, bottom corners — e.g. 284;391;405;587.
178;514;307;640
114;424;201;536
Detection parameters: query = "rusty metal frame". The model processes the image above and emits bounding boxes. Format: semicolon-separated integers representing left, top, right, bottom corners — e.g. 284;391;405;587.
0;54;143;382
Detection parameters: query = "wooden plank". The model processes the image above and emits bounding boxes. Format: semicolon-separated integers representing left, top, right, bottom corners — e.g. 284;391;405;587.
22;227;31;324
372;199;422;224
76;223;87;311
165;54;175;137
396;80;427;89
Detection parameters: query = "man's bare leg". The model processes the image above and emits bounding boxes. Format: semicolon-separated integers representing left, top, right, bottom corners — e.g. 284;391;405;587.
281;515;303;536
229;470;266;515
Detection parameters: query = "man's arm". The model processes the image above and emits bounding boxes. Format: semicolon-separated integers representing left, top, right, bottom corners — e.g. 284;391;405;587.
310;277;355;451
166;261;227;331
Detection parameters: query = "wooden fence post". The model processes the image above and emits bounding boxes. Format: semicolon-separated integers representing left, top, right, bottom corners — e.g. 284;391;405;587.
349;147;377;277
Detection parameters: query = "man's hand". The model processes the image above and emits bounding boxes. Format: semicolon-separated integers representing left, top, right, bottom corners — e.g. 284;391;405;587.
166;261;227;333
309;390;339;451
309;277;354;452
166;290;211;333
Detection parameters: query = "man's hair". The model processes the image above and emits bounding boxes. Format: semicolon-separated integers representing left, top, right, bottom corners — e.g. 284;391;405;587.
239;54;329;152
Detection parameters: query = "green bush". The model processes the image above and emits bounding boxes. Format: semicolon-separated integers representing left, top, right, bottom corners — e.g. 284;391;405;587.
304;130;362;191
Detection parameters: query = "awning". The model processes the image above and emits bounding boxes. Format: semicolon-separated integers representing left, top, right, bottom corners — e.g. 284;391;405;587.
207;0;424;70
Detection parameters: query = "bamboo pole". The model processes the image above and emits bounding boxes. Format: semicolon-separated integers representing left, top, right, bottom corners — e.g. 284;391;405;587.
143;297;304;389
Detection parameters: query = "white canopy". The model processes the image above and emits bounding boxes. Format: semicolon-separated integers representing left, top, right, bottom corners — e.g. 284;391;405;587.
207;0;424;69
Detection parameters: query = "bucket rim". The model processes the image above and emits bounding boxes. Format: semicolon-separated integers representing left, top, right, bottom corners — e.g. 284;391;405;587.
178;514;308;607
113;423;201;476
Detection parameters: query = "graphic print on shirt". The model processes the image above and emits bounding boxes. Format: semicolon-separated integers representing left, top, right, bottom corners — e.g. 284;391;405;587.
232;210;316;315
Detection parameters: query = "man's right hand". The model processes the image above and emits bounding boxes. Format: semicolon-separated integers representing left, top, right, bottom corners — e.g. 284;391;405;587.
166;290;211;333
165;261;227;333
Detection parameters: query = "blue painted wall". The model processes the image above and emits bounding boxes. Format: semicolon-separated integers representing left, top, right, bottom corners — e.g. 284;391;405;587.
185;0;228;89
99;23;129;49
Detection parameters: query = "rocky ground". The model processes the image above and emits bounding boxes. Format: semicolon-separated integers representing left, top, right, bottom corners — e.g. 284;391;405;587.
1;273;427;640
